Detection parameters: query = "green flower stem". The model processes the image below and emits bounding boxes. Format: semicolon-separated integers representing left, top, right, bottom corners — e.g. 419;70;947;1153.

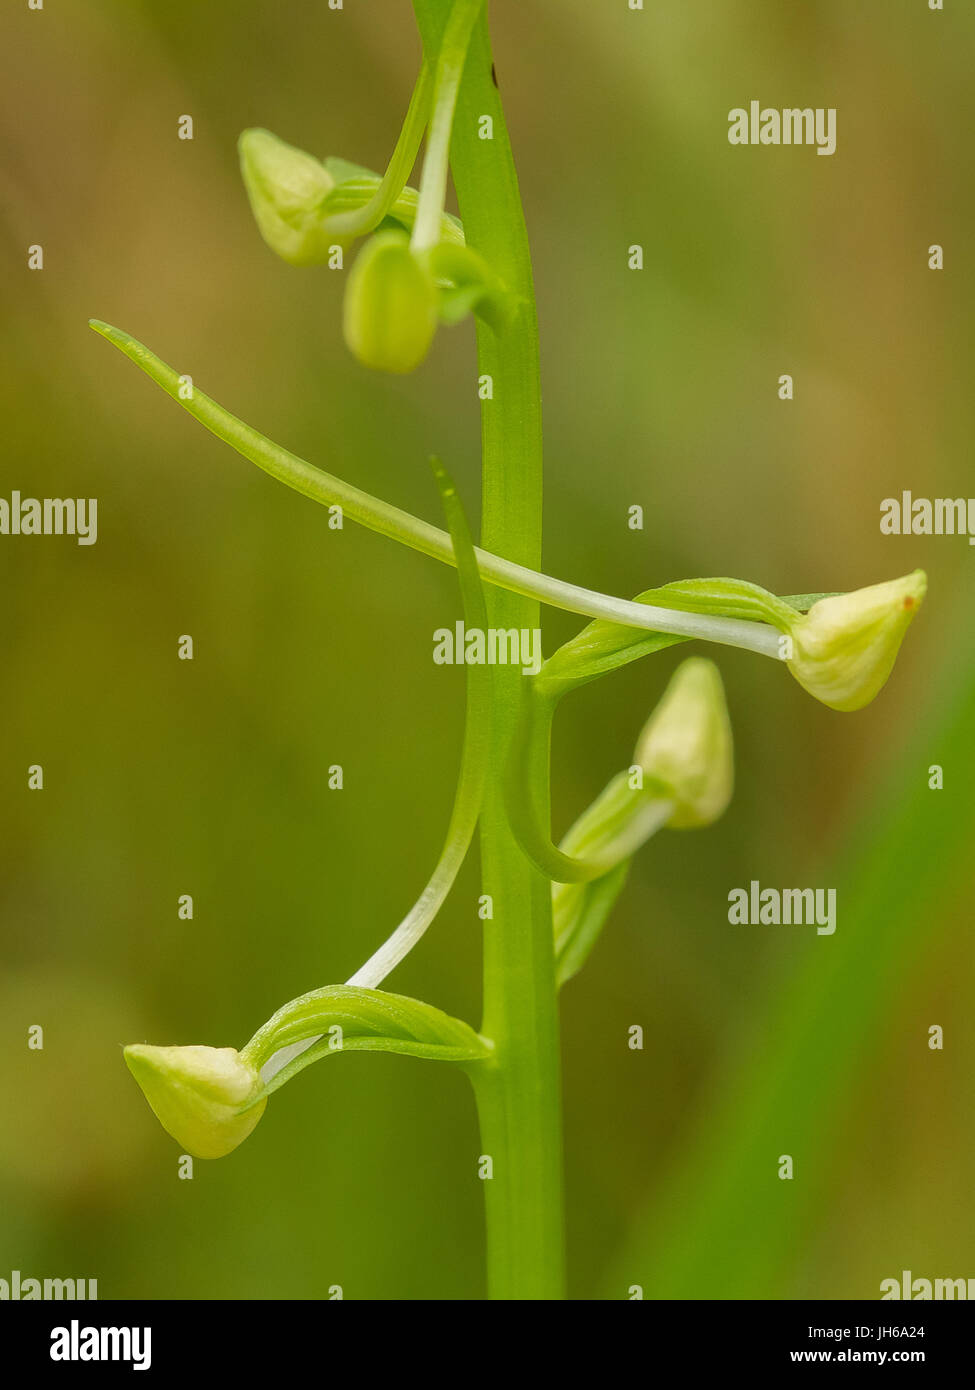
320;59;434;240
87;321;783;660
413;0;562;1300
411;0;484;254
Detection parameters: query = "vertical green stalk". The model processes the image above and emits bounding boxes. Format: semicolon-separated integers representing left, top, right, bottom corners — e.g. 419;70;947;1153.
413;1;565;1299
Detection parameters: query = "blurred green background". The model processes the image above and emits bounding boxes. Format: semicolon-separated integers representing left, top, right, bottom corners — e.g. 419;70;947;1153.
1;0;972;1299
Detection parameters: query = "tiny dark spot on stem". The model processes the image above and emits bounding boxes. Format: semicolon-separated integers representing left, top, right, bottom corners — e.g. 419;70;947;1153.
491;62;499;88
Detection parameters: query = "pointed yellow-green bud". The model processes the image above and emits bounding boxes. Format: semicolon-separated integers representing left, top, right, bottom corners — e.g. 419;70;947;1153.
633;657;733;829
787;570;926;712
124;1044;266;1159
343;230;438;373
238;128;338;266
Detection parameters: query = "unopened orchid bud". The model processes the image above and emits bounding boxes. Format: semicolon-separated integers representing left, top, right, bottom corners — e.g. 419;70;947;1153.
786;570;926;712
633;657;733;828
343;230;439;373
124;1043;266;1159
238;128;338;266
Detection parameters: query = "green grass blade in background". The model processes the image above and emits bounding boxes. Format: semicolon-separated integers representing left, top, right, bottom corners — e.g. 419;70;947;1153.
604;631;975;1299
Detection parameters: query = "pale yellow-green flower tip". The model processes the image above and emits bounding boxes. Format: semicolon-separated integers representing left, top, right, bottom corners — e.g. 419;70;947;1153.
787;570;926;712
238;128;338;266
124;1043;266;1159
343;230;439;374
634;657;734;829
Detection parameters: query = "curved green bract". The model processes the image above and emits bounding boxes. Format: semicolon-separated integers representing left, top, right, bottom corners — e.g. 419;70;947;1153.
537;624;689;700
641;578;802;630
240;985;491;1101
536;578;813;700
554;861;631;989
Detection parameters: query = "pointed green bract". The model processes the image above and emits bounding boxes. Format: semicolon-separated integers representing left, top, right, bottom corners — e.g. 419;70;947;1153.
638;577;801;631
242;985;491;1097
553;861;631;988
537;577;801;699
551;774;640;987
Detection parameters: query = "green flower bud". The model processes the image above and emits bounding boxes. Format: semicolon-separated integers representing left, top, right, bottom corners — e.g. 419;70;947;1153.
786;570;926;712
238;128;338;266
343;230;439;373
124;1043;266;1159
633;657;733;828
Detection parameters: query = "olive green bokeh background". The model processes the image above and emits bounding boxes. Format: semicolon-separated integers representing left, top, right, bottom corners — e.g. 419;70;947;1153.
1;0;972;1299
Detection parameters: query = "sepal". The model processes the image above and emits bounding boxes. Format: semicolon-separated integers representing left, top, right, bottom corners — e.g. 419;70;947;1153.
124;1044;266;1159
786;570;926;711
343;230;439;373
238;129;339;265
